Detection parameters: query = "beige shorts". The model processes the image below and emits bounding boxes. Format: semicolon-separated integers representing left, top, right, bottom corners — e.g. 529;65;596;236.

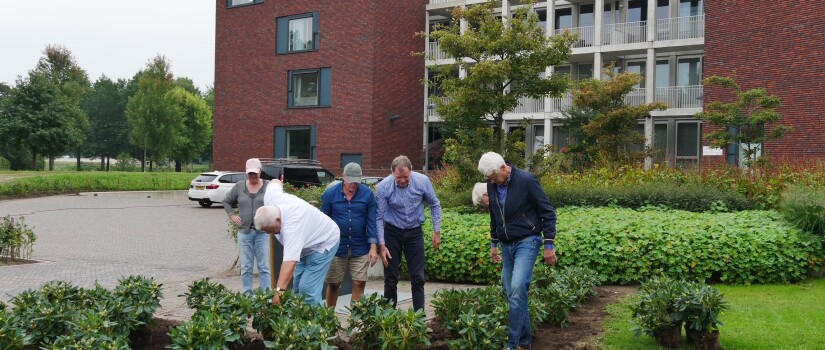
325;253;370;283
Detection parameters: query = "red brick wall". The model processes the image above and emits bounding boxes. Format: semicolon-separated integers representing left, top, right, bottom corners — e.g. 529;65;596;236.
214;0;426;174
703;1;825;164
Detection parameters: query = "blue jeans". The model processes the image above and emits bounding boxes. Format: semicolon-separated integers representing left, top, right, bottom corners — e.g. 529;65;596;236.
238;229;271;296
294;241;339;306
500;236;541;349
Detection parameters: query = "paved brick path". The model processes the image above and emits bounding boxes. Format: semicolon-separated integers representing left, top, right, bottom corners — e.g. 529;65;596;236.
0;191;477;321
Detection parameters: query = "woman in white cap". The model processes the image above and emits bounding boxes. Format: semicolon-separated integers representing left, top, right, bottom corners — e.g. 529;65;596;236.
222;158;271;295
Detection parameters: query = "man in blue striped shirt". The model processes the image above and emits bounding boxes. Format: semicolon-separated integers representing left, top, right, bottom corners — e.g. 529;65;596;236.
376;155;442;311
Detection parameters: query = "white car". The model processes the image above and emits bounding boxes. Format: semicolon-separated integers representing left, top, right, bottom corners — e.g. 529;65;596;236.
187;171;247;207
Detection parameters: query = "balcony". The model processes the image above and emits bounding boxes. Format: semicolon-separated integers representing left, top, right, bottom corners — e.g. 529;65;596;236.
654;85;703;109
428;41;450;61
514;96;545;114
657;15;705;41
602;21;647;45
624;88;647;107
554;26;595;48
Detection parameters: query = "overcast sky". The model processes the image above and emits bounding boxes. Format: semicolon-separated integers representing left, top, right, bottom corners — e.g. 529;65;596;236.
0;0;215;91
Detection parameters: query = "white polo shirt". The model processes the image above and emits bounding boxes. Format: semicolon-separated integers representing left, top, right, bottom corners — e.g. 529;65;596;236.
264;184;340;261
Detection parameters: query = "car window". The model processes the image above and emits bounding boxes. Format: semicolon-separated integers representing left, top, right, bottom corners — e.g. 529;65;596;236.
194;175;217;183
218;175;235;183
317;171;335;184
283;167;321;186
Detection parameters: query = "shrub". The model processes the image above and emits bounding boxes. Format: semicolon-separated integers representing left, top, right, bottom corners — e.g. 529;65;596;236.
0;157;10;171
263;291;340;349
630;277;691;337
0;215;36;261
114;275;163;327
422;207;824;285
180;277;229;310
560;207;824;284
347;293;430;350
0;308;32;350
168;311;246;350
544;181;752;212
11;281;85;346
780;185;825;237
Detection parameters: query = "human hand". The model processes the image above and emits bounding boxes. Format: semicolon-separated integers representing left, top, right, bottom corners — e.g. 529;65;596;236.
544;248;557;266
381;245;392;268
230;215;242;226
369;245;379;266
432;231;442;250
490;247;502;263
271;292;282;306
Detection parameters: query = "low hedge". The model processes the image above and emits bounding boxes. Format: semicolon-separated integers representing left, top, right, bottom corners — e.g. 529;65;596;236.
780;185;825;238
0;172;196;199
544;182;753;212
421;208;824;285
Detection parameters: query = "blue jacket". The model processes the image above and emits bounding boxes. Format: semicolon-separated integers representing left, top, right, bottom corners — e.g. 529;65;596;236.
488;166;556;246
321;182;377;257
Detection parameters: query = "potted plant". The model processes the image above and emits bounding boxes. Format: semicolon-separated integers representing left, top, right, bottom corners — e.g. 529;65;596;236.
630;277;690;348
677;284;729;350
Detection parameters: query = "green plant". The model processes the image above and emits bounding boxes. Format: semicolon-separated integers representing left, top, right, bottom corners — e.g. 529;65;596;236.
50;310;131;349
676;285;729;333
445;309;508;350
168;311;246;350
422;210;500;284
180;277;230;310
0;215;36;261
0;157;10;171
113;152;138;171
0;308;32;350
780;185;825;237
347;293;429;350
630;277;691;337
11;281;85;346
263;290;340;349
114;275;163;327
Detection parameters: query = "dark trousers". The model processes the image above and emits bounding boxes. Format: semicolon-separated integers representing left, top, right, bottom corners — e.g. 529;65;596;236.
383;223;426;311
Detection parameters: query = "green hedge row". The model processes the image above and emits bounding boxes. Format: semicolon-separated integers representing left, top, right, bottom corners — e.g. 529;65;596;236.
544;182;752;212
0;172;196;199
421;208;824;285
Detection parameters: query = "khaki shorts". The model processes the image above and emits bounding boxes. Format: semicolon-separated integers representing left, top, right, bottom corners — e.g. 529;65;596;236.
325;253;370;283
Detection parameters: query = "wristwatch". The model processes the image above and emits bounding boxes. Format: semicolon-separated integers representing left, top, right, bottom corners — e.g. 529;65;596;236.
275;286;284;295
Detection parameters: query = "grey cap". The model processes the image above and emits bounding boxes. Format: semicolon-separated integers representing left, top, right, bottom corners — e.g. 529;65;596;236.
343;162;363;183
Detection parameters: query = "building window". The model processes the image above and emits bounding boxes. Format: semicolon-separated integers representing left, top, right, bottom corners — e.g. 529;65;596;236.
277;13;319;54
288;68;331;108
275;126;316;160
226;0;262;8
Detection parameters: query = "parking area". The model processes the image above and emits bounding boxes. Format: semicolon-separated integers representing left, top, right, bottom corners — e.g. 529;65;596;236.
0;191;237;319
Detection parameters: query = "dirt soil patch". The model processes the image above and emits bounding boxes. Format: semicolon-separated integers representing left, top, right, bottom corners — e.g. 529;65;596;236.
533;285;637;350
0;257;40;267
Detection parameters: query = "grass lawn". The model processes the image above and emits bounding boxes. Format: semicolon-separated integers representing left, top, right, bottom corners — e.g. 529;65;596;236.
598;277;825;350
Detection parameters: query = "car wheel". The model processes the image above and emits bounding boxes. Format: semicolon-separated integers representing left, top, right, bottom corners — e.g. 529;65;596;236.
198;199;213;208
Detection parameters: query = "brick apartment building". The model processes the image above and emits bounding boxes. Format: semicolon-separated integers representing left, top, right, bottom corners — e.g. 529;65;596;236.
214;0;823;175
214;0;427;174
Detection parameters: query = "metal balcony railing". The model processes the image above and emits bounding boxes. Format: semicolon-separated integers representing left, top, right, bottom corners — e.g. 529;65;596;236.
654;85;703;108
427;41;449;61
624;88;647;107
554;26;595;48
603;21;647;45
427;97;452;117
514;96;545;114
656;15;705;41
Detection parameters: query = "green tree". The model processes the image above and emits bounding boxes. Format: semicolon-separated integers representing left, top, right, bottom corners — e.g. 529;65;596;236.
82;76;130;171
557;69;667;166
167;86;212;171
695;75;792;167
126;56;182;171
36;45;91;170
426;0;576;153
201;85;215;164
174;77;202;97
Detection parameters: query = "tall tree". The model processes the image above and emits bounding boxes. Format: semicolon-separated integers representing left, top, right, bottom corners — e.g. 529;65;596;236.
558;69;667;166
34;45;91;170
167;86;212;172
125;56;181;171
82;76;130;170
696;75;792;167
427;0;575;153
174;77;202;97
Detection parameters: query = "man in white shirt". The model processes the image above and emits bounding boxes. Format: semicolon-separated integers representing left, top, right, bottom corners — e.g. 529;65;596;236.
255;180;340;306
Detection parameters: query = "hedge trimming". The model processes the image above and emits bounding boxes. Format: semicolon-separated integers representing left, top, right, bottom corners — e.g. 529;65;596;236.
422;208;824;285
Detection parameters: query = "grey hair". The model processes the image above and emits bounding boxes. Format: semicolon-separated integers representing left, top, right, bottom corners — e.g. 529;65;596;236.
254;206;281;231
391;155;413;172
471;182;488;206
477;152;505;177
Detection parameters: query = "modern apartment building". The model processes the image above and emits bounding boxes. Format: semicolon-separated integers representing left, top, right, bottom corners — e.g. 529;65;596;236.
213;0;427;173
214;0;823;173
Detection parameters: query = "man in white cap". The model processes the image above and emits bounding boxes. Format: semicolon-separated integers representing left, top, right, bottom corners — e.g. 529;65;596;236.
321;162;378;308
256;180;340;306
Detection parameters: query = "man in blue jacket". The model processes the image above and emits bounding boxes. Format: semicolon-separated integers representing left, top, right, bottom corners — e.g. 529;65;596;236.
321;162;379;308
477;151;557;350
